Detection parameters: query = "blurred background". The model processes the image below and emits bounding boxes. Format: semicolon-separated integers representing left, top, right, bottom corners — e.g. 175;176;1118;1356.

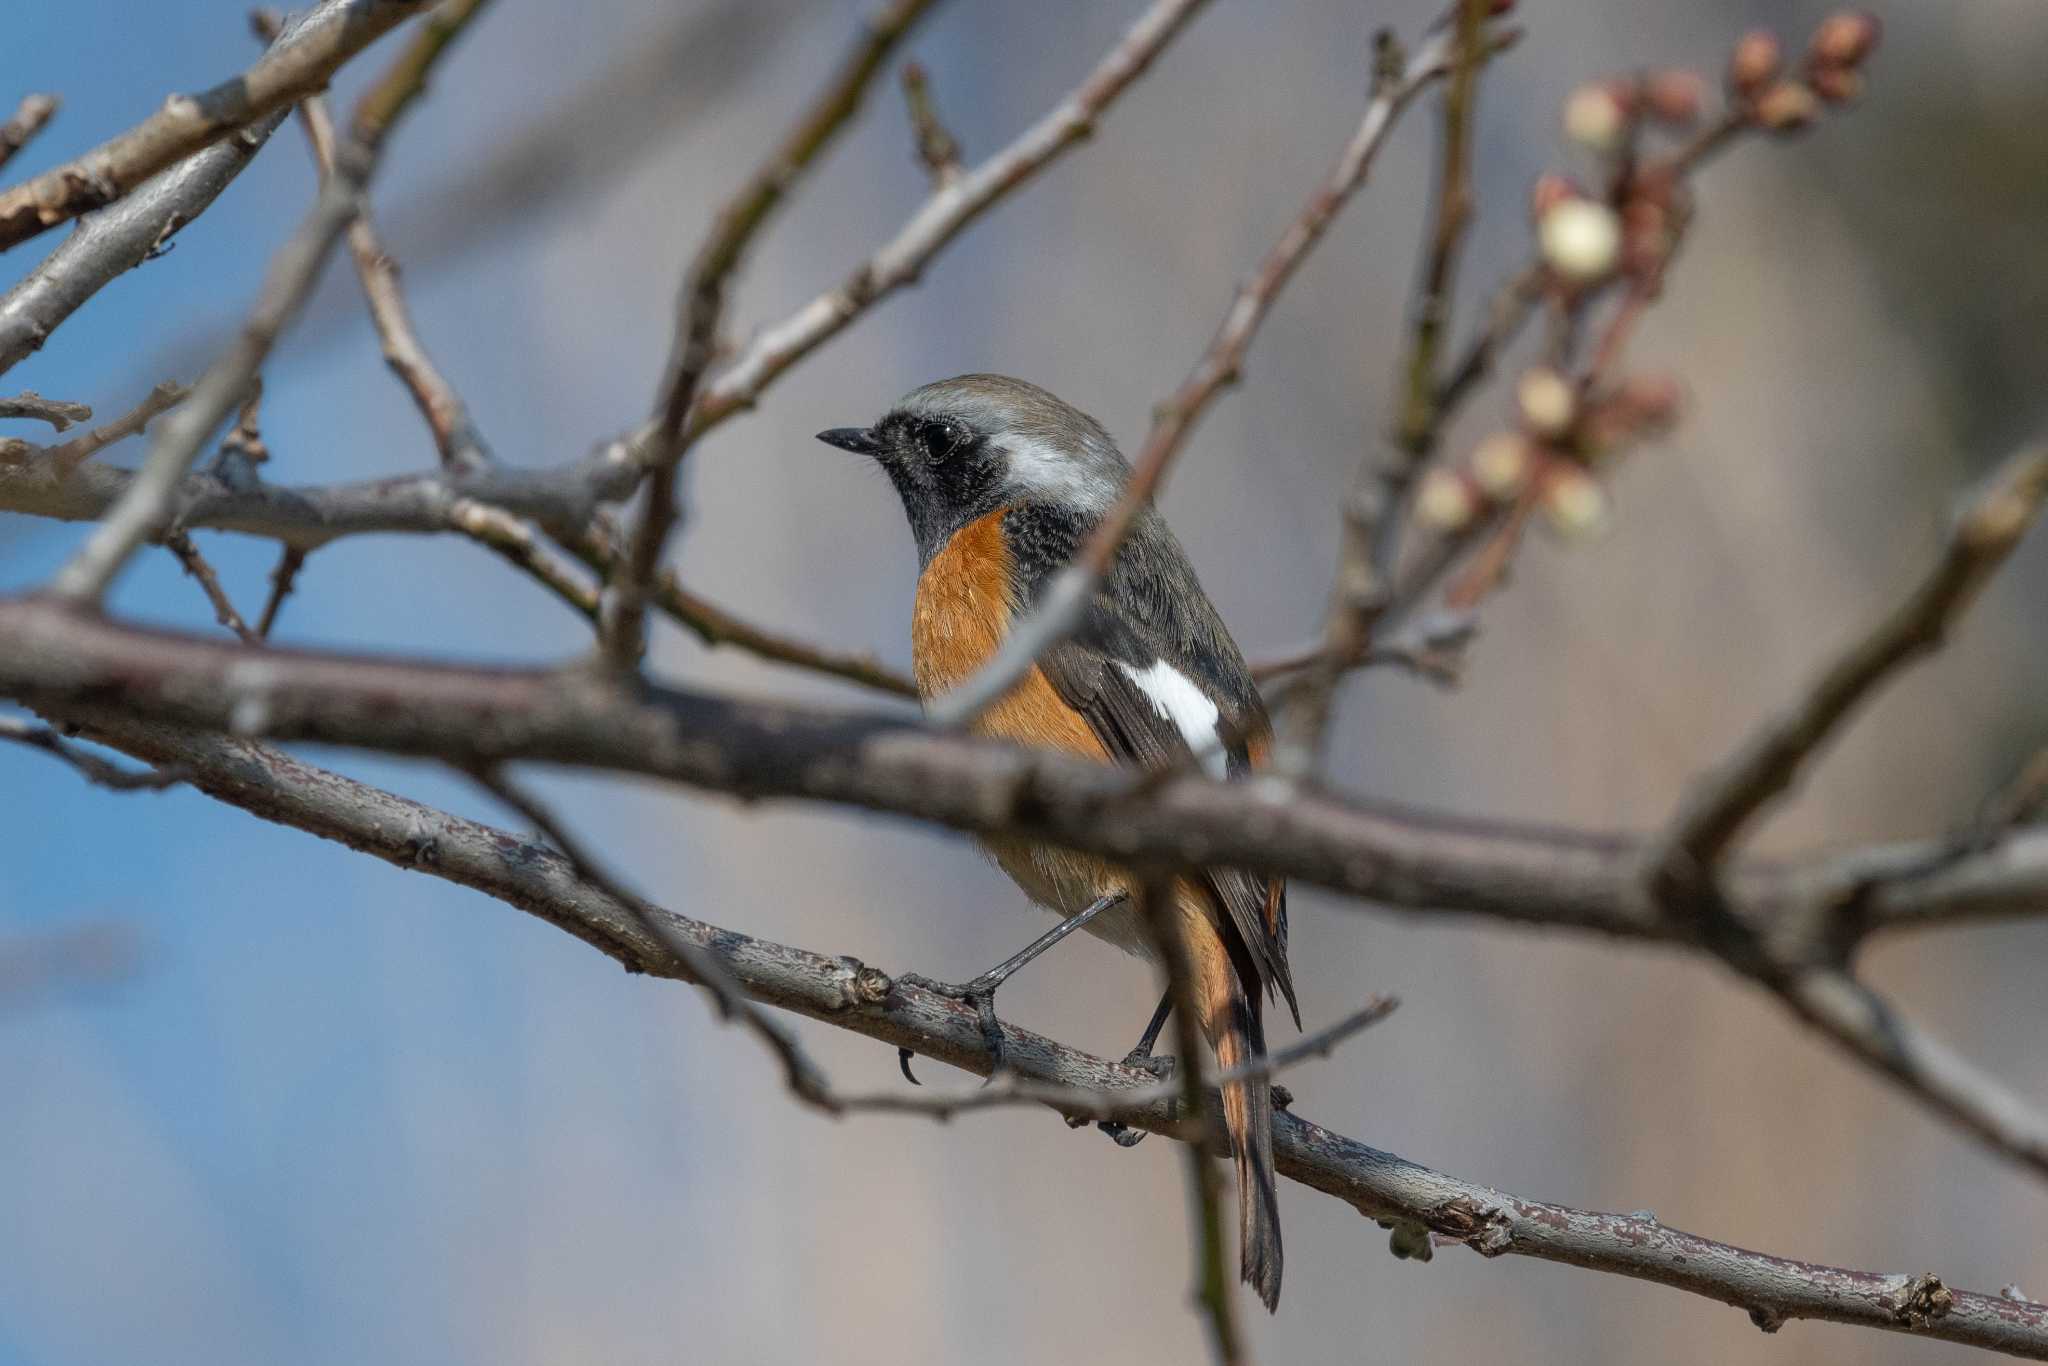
4;0;2046;1362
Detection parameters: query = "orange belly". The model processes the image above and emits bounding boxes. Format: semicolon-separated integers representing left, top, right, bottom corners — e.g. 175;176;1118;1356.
912;510;1140;942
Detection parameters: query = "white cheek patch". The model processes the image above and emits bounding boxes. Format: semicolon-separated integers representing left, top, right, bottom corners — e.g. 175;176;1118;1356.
1002;435;1118;513
1115;659;1229;780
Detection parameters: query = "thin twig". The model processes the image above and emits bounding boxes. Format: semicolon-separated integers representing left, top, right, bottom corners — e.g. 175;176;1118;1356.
1;391;91;430
255;8;488;474
684;0;1215;436
1275;0;1498;777
0;716;182;791
46;0;495;603
467;764;840;1113
163;531;258;641
834;995;1397;1120
255;545;307;639
0;0;431;250
0;94;59;174
603;0;944;668
572;514;916;695
1134;878;1245;1365
1783;968;2048;1181
900;61;963;185
925;21;1467;728
1654;448;2048;874
42;382;189;478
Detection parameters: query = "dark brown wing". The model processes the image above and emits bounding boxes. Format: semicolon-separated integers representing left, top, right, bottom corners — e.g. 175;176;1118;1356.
1039;622;1299;1027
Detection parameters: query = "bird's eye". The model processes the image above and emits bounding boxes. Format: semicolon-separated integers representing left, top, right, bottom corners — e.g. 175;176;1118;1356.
917;419;968;460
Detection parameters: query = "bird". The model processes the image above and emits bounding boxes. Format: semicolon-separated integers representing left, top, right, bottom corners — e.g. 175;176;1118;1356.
817;374;1298;1311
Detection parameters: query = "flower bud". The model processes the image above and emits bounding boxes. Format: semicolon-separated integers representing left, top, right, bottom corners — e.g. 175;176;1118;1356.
1540;465;1609;538
1538;199;1622;284
1416;468;1480;531
1754;81;1820;132
1516;367;1577;439
1563;82;1631;154
1728;30;1782;97
1809;65;1863;105
1643;69;1706;125
1471;432;1535;497
1612;373;1683;431
1809;10;1881;68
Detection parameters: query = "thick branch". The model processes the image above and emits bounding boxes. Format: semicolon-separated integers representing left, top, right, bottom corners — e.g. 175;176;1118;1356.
0;0;431;251
44;704;2048;1359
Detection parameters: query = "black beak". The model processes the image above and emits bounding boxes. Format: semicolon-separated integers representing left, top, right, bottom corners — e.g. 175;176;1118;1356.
816;427;883;456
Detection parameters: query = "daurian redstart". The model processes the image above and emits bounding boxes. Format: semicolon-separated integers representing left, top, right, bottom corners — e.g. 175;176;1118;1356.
819;374;1297;1310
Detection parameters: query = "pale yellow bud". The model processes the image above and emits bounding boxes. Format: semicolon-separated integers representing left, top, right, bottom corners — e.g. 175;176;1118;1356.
1541;466;1609;538
1538;199;1622;283
1416;468;1480;531
1515;367;1577;439
1471;432;1535;497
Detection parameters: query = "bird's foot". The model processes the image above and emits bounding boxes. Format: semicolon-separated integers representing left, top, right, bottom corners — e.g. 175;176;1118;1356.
894;971;1009;1085
1095;1047;1176;1147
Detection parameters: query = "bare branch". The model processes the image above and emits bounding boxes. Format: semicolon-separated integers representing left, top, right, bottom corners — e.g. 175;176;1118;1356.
41;705;2048;1359
1783;969;2048;1180
163;531;258;642
603;0;945;668
686;0;1215;435
0;94;59;174
1655;447;2048;873
275;62;488;473
42;382;189;477
1;390;91;429
255;545;307;640
899;61;963;185
466;764;841;1113
1275;3;1499;776
0;0;432;251
0;716;182;791
925;20;1467;728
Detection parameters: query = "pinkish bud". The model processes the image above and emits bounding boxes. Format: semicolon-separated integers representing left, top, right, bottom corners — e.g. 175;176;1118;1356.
1621;198;1673;276
1528;172;1583;223
1809;65;1864;105
1416;468;1481;531
1809;10;1881;68
1754;81;1820;132
1643;69;1706;125
1613;373;1683;430
1470;432;1536;497
1729;30;1782;97
1515;367;1578;439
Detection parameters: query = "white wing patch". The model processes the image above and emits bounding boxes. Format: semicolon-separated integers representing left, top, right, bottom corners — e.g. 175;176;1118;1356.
1115;659;1228;780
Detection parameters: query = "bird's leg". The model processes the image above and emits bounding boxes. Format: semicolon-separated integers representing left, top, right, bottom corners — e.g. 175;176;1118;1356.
896;892;1127;1084
1094;989;1175;1147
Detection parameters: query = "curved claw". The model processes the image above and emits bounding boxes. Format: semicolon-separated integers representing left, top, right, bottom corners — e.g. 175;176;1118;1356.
898;1047;922;1086
1100;1121;1149;1148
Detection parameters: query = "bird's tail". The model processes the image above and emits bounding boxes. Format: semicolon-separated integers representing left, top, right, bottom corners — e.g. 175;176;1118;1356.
1196;938;1284;1311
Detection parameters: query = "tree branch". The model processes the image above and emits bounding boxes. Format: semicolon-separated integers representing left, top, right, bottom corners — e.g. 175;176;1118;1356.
0;0;431;251
683;0;1215;437
38;702;2048;1360
0;94;59;174
1655;447;2048;873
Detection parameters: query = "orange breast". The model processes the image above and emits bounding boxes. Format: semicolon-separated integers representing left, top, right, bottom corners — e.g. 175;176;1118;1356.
912;509;1108;763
